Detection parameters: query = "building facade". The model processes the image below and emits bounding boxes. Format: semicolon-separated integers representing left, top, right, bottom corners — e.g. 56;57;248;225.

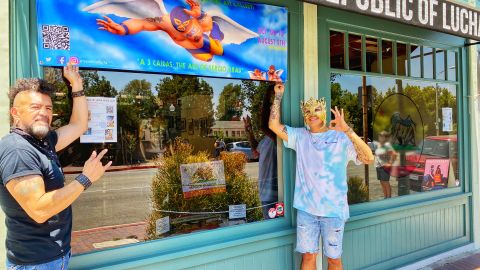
2;0;480;269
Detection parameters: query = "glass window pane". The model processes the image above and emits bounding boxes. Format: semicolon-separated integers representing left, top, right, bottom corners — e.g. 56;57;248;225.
331;74;368;204
330;31;345;69
397;43;407;76
349;34;363;71
436;49;445;80
331;73;460;205
45;67;281;255
382;40;393;75
424;47;434;79
366;37;379;73
447;51;457;81
409;45;421;77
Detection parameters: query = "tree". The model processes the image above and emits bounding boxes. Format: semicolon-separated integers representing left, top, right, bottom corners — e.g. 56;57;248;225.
215;83;243;121
241;80;270;137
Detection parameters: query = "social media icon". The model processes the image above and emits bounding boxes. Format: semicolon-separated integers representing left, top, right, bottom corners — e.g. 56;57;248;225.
69;56;79;65
46;57;51;62
57;56;66;65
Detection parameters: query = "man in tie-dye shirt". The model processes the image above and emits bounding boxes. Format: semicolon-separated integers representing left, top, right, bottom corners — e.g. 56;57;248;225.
268;83;374;270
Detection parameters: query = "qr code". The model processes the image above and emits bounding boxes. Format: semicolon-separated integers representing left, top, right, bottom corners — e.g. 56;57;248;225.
42;25;70;50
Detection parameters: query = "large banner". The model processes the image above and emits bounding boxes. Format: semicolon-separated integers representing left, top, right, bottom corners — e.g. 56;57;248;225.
36;0;288;81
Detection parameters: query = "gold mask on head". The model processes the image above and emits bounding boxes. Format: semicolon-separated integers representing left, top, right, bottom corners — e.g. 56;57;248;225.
300;97;327;124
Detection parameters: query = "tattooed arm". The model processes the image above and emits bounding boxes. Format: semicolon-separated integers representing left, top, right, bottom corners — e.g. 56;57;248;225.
268;82;288;142
329;106;374;164
6;175;85;223
344;128;375;164
5;149;112;223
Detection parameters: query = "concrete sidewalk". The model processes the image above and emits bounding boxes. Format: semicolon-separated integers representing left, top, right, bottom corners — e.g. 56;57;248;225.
420;249;480;270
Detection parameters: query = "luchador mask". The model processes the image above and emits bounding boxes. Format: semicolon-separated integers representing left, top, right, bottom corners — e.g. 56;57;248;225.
170;6;191;32
300;97;327;124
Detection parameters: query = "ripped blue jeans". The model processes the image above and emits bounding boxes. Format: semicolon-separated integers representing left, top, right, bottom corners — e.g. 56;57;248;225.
6;251;71;270
296;210;345;259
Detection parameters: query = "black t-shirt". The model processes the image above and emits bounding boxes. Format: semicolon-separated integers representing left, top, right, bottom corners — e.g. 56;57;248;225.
0;130;72;264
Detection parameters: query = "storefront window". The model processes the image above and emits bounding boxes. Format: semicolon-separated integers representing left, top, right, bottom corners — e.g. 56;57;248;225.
330;31;345;69
44;68;282;254
423;47;434;79
349;34;363;71
382;40;393;75
397;43;407;76
436;49;446;80
410;45;421;78
447;51;457;82
331;73;459;203
366;37;379;73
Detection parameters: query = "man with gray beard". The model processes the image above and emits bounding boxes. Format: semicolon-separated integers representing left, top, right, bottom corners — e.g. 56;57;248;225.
0;64;112;270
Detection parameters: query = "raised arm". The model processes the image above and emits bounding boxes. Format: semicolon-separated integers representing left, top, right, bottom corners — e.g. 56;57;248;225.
6;150;112;223
329;106;374;164
268;83;288;142
54;64;88;151
96;16;163;36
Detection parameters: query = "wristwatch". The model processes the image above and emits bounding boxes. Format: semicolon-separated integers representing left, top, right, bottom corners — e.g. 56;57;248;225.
75;174;92;190
71;90;85;98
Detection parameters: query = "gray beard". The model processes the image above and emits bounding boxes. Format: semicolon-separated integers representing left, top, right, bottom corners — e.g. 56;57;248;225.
26;124;50;140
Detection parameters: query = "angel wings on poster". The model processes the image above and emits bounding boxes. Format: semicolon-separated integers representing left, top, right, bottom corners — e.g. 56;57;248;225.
83;0;258;62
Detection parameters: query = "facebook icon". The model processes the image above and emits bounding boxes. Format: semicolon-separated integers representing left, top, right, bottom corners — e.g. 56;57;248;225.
57;56;66;65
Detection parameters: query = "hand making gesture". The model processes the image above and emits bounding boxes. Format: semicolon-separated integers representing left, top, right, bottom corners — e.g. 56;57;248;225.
63;62;83;90
184;0;202;18
329;106;350;133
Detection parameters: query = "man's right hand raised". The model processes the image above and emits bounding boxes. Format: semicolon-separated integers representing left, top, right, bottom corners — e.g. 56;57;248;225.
82;149;113;184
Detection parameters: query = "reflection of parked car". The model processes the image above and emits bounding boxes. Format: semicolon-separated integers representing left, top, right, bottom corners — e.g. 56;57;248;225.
406;135;458;192
226;141;256;161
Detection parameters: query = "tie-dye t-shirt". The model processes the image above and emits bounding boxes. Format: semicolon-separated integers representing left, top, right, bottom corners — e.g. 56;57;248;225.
284;126;361;220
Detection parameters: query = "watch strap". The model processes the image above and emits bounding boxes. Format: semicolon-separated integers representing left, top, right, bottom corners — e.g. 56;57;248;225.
71;90;85;98
75;173;92;190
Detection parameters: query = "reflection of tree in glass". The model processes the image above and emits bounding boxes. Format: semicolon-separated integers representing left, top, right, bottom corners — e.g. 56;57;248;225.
241;80;270;138
44;68;118;128
156;75;215;131
373;83;456;137
331;81;363;133
215;83;244;121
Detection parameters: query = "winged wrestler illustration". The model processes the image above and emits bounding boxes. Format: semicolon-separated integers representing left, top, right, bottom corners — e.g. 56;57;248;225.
83;0;259;62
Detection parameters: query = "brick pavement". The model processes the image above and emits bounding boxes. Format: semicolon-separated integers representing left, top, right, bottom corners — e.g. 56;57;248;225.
71;222;147;254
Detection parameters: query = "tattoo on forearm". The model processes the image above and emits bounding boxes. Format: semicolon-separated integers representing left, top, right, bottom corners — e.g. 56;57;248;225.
270;100;281;121
16;177;41;196
346;131;374;164
282;126;288;135
269;92;283;123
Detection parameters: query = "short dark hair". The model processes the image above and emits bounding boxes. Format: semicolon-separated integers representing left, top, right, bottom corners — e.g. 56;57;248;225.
9;78;55;104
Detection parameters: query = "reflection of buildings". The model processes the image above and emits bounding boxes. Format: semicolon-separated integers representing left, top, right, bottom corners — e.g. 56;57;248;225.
179;95;215;154
211;121;246;138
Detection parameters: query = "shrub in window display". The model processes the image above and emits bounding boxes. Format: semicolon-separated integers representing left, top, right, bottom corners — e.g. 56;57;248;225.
146;138;262;240
347;176;369;204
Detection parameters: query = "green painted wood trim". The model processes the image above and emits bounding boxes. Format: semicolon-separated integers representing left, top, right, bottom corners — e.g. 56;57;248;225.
365;237;470;270
89;231;296;270
347;193;470;229
10;0;41;82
